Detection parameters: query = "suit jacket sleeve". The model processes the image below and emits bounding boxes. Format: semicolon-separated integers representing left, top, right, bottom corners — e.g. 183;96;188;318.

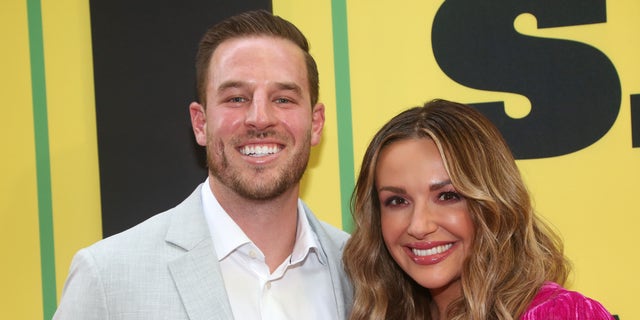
53;248;108;320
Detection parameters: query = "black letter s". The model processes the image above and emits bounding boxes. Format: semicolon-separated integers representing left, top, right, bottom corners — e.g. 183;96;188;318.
432;0;620;159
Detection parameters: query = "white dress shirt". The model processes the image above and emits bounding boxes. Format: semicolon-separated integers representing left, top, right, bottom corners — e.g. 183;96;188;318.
201;179;339;320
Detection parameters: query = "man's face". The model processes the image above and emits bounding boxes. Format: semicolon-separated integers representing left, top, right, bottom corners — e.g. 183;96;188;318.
190;36;324;201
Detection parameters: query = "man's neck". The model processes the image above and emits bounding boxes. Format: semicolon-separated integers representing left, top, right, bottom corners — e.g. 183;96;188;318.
209;178;300;272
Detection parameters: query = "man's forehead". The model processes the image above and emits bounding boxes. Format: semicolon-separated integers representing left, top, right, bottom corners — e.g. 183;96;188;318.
214;79;303;93
211;36;304;63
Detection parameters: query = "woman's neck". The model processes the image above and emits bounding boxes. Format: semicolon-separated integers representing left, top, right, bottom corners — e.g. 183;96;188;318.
429;280;463;320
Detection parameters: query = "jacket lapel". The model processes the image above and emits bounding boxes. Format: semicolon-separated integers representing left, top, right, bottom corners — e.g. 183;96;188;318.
302;203;354;319
165;185;234;320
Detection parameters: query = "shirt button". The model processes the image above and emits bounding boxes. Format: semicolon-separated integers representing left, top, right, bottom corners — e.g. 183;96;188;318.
249;250;257;259
265;282;272;290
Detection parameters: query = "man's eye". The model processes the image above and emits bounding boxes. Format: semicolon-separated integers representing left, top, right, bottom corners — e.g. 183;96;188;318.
229;97;246;103
274;97;291;104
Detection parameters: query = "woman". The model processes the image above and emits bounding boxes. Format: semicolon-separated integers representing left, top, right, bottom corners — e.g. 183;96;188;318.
343;99;614;319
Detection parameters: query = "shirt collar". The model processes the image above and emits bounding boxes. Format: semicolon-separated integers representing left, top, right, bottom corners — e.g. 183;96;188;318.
200;178;326;265
291;200;326;265
201;179;251;260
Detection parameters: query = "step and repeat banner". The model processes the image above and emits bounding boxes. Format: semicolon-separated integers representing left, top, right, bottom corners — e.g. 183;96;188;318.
2;0;637;318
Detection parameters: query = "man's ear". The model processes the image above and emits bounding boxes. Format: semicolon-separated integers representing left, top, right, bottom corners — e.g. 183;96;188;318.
189;102;207;146
310;103;325;146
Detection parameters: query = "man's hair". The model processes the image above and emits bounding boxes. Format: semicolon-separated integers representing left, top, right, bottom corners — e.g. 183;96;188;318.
195;10;319;107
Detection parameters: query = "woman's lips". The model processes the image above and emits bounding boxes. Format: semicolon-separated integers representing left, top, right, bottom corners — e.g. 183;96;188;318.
404;241;457;265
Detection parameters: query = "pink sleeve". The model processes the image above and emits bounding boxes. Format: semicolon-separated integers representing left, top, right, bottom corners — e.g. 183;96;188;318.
521;282;615;320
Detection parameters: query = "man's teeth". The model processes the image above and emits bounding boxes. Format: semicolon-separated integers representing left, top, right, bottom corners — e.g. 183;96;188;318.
241;145;280;157
412;243;453;256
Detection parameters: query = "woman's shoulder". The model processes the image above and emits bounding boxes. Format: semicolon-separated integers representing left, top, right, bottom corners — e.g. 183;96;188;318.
520;282;614;320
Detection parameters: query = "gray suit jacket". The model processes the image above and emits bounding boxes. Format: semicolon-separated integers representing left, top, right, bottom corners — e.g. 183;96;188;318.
54;185;353;319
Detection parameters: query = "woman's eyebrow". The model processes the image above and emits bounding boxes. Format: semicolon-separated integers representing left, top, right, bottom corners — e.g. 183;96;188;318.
429;179;452;191
377;186;405;194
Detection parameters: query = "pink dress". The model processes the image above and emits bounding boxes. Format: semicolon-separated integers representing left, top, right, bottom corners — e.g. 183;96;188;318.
521;282;615;320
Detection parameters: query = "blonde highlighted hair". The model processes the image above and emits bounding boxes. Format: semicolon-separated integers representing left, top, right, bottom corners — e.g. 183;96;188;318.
343;99;569;319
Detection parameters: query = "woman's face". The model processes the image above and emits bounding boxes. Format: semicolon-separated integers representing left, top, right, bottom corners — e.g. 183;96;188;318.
376;138;474;299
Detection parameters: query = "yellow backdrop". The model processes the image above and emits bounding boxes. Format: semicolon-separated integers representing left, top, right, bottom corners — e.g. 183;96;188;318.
287;1;639;319
1;0;637;319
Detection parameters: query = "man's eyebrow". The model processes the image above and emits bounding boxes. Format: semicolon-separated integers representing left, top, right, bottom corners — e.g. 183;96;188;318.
274;82;303;95
216;81;302;95
216;80;247;91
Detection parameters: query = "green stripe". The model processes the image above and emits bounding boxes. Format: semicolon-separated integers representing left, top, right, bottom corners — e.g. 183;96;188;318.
330;0;355;233
27;0;57;318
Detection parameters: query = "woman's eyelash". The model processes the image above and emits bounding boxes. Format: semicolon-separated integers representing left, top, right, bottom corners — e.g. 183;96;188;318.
438;191;461;201
383;196;408;206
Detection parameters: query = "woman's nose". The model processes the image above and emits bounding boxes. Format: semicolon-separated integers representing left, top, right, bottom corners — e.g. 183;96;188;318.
406;203;438;239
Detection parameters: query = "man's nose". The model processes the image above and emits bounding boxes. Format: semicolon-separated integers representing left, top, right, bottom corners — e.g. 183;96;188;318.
245;96;276;129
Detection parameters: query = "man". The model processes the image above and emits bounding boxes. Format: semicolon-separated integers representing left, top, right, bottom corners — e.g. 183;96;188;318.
54;10;353;320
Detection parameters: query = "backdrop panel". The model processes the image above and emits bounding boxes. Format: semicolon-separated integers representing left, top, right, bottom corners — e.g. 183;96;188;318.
89;0;271;237
345;1;638;318
0;2;45;319
2;1;638;319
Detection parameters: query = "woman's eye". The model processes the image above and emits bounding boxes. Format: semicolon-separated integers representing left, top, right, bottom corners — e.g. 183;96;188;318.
438;191;460;201
384;196;408;207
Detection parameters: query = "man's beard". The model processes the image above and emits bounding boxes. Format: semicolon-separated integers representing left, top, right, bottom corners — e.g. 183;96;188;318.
206;130;311;201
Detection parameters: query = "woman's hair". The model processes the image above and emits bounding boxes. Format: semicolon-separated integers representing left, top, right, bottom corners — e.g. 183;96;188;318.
195;9;319;107
343;99;570;320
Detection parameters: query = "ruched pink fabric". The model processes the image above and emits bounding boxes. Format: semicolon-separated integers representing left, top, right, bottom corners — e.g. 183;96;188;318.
521;282;614;320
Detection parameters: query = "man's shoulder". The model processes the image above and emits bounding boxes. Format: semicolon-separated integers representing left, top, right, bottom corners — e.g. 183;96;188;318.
92;209;173;250
54;186;212;320
84;186;204;258
75;209;177;272
317;220;350;242
299;201;350;245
